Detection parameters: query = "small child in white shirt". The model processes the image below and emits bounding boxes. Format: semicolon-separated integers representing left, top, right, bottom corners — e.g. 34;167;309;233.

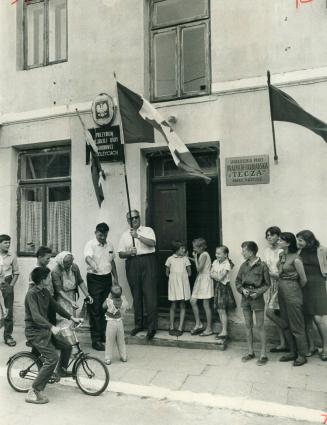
103;285;128;365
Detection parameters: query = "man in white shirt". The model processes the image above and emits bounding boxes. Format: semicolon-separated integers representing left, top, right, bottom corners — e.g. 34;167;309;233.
84;222;118;351
118;210;158;340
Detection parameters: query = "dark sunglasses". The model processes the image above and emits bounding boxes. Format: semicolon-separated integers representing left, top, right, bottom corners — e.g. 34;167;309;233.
129;216;139;220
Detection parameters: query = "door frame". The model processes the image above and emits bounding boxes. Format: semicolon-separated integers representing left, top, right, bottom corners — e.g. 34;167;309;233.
144;143;222;311
144;143;222;245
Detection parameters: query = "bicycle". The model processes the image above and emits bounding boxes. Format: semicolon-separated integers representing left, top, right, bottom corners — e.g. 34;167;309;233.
6;323;109;396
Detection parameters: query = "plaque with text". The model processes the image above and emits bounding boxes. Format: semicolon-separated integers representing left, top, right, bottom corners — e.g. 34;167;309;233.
225;155;269;186
86;125;122;163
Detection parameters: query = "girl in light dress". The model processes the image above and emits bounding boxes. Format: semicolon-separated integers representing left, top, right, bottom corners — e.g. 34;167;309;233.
263;226;288;353
190;238;214;336
165;241;192;336
210;246;236;344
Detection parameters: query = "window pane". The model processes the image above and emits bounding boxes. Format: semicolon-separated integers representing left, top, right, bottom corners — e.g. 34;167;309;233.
47;186;71;254
20;151;70;180
182;24;207;94
19;187;43;253
153;0;208;27
26;1;45;67
49;0;67;62
153;30;178;99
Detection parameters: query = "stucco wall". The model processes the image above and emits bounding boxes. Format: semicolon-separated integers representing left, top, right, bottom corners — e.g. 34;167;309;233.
0;0;327;328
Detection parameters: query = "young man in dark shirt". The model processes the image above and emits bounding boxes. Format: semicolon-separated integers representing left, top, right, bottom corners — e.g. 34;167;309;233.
25;267;82;404
235;241;271;366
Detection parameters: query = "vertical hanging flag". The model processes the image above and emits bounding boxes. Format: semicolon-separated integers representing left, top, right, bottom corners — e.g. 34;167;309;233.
268;75;327;143
76;109;106;207
117;82;211;183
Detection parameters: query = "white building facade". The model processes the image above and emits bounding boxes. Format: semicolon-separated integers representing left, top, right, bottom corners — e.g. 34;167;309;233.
1;0;327;329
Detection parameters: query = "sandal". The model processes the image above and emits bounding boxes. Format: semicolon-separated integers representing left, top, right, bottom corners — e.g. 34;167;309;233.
305;348;318;357
241;353;255;362
320;353;327;361
190;327;204;335
256;356;268;366
216;335;228;341
200;331;213;337
5;337;16;347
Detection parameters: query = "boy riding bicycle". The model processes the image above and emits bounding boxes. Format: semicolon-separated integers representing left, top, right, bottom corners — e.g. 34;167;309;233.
25;267;83;404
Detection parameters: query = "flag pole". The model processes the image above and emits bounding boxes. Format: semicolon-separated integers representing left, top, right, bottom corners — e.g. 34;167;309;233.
113;73;135;247
267;71;279;164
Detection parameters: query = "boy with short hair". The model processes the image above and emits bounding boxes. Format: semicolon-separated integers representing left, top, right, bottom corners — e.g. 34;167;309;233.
25;267;82;404
35;246;56;325
235;241;271;366
0;234;20;346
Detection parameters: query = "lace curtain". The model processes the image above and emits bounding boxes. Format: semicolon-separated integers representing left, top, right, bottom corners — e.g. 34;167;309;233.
47;200;71;253
20;200;42;252
20;199;70;253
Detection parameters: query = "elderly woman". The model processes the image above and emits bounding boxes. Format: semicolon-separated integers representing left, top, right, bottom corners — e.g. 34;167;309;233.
296;230;327;361
52;251;92;327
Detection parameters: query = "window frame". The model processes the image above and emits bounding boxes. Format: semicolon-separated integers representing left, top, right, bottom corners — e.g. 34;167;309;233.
23;0;68;70
150;0;211;102
17;146;71;256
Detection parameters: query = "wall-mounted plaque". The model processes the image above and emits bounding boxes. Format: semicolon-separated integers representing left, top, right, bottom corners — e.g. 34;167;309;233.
86;125;122;163
226;155;269;186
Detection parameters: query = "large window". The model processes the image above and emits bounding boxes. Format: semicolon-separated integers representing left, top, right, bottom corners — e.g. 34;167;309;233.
150;0;210;101
24;0;68;69
18;147;71;256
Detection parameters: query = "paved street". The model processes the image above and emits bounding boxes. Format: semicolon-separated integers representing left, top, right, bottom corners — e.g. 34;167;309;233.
0;327;326;424
0;378;320;425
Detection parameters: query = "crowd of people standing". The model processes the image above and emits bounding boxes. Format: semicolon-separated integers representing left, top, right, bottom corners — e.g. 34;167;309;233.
0;214;326;403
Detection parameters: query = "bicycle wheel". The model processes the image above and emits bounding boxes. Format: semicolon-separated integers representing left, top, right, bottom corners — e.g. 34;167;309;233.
7;352;41;393
75;355;109;396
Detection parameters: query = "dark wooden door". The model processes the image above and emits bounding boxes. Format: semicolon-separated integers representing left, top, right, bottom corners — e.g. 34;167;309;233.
153;182;186;308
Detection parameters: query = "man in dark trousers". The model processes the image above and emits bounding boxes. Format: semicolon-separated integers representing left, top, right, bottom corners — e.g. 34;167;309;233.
0;234;20;347
84;222;119;350
25;267;82;404
118;209;158;340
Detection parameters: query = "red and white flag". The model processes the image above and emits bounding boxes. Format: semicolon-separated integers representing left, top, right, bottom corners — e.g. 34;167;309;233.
117;82;211;183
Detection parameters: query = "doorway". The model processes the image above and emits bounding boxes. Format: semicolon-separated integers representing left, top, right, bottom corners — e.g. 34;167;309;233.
147;147;221;309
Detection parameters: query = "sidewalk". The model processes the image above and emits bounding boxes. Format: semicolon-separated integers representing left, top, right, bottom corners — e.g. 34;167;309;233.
1;327;326;421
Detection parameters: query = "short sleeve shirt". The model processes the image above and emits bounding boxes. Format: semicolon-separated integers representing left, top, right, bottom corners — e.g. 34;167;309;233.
211;259;231;285
118;226;156;256
0;252;19;283
165;255;191;273
84;239;115;275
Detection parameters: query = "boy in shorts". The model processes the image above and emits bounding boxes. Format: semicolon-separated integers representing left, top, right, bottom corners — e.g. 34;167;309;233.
235;241;271;366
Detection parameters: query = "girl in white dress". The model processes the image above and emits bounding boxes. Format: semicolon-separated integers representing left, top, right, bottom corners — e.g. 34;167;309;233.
165;241;191;336
190;238;214;336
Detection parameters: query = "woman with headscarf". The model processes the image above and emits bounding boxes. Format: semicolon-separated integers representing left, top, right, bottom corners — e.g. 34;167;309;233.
296;230;327;361
51;251;93;327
